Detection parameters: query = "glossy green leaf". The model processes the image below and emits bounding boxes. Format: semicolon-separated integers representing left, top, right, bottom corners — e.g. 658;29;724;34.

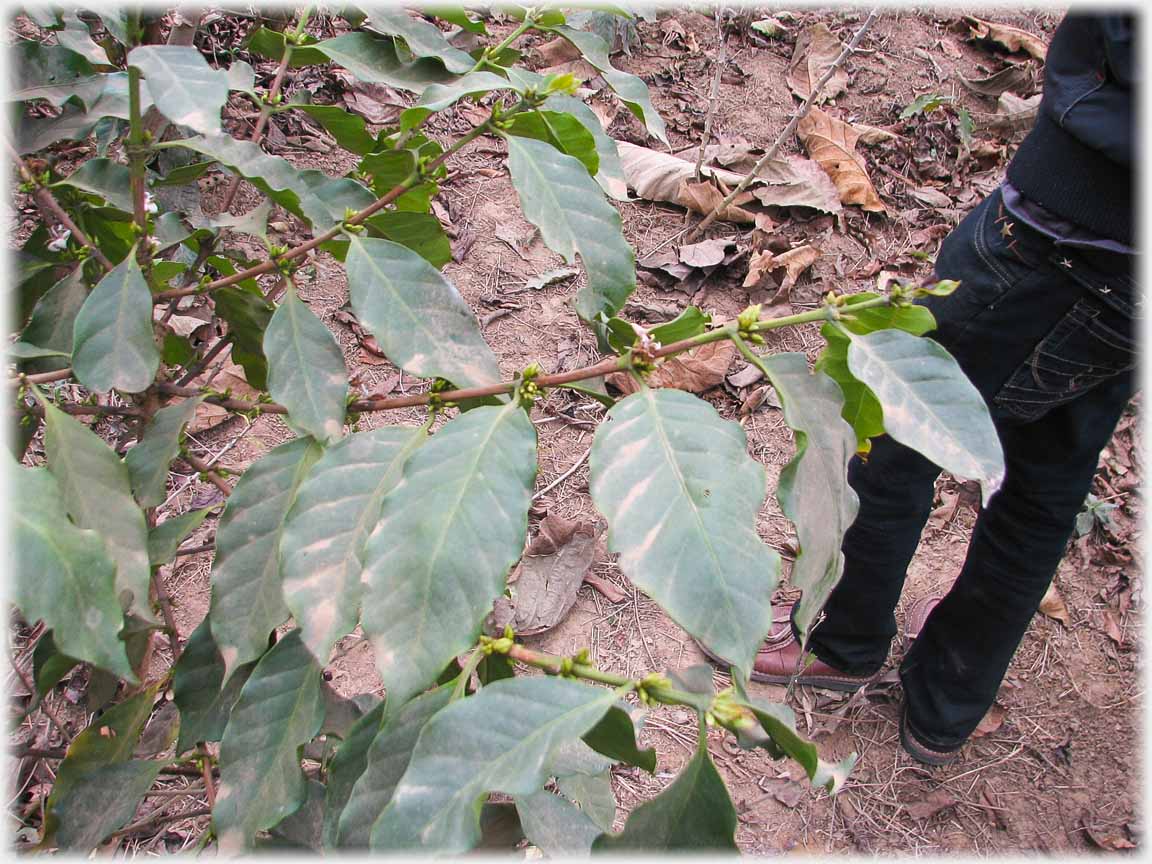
507;109;600;176
426;6;487;33
589;388;780;676
358;149;417;191
543;93;630;200
755;353;859;641
365;9;476;72
12;463;133;680
733;696;857;794
312;32;457;93
365;210;452;267
128;45;229;135
845;329;1005;505
18;267;87;375
281;426;426;664
648;306;710;345
344;234;500;389
53;760;162;851
40;399;152;616
594;727;737;851
9;39;102;107
71;252;160;393
814;325;882;449
323;700;388;849
214;283;273;390
171;618;256;755
147;508;214;567
14;72;146;153
283;103;377;155
56;13;112;66
517;789;603;856
244;27;328;65
208;437;323;679
8;342;69;359
125;397;203;509
213;629;326;853
371;677;620;852
556;770;616;832
264;285;348;445
337;684;453;848
837;293;936;336
545;25;667;144
582;705;655;772
262;779;326;850
51;158;133;211
361;402;536;708
504;135;635;321
400;71;515;130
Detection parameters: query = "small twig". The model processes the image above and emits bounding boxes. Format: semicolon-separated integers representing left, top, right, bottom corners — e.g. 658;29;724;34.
9;746;66;760
532;447;591;501
181;452;232;497
9;660;69;739
694;8;727;180
173;542;216;558
151;569;182;664
111;806;213;839
198;749;217;808
685;9;880;241
6;368;75;388
173;337;232;387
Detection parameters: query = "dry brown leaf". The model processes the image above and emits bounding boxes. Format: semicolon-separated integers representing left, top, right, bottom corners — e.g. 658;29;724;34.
786;23;849;103
678;179;758;224
971;702;1006;738
966;16;1049;61
510;514;602;636
743;245;821;293
727;364;764;389
984;92;1042;134
678;238;733;268
703;138;765;173
853;123;901;146
796;107;886;213
909;186;953;208
583;572;628;603
1038;582;1071;627
533;35;581;65
959;62;1035;97
904;789;958;821
608;340;737;396
1101;609;1124;645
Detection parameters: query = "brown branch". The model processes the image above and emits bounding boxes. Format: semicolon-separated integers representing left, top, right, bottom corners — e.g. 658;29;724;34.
685;9;880;241
173;542;215;558
151;570;183;664
112;806;213;839
7;368;74;387
693;8;727;180
174;337;232;387
181;452;232;496
9;659;70;739
16;401;145;417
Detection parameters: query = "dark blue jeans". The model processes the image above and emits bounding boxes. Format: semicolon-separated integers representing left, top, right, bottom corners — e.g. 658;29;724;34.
807;187;1138;750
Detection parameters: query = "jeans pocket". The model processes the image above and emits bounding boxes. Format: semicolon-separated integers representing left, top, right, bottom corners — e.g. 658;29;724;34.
993;295;1136;422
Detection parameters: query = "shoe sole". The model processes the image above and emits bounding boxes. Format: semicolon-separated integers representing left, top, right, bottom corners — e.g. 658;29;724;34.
697;642;869;692
899;707;960;766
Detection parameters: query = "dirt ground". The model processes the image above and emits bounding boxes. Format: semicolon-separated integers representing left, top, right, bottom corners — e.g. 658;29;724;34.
11;6;1142;855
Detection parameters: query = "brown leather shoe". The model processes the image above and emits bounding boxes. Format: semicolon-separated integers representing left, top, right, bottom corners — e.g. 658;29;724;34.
903;595;942;644
699;603;873;692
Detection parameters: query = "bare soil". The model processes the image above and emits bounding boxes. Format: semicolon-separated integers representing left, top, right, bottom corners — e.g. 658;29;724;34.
10;6;1141;855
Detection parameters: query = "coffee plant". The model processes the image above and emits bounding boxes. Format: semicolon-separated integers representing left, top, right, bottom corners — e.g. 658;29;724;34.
8;5;1005;854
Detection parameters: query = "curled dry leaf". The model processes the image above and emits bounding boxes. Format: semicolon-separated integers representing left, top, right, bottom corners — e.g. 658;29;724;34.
1101;609;1124;645
533;35;581;66
678;238;734;268
1038;582;1071;627
743;245;821;294
966;16;1049;62
959;62;1035;98
909;186;953;208
979;92;1041;135
796;107;886;213
607;340;737;396
786;23;850;103
853;123;902;146
970;702;1006;738
509;513;603;636
679;179;758;224
903;789;958;821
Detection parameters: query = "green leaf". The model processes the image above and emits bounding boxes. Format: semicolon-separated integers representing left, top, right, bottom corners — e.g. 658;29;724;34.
400;71;516;131
543;93;630;200
213;629;326;853
589;388;780;677
732;697;856;794
648;306;710;345
365;210;452;267
147;508;214;567
556;770;616;832
900;93;952;119
845;329;1005;505
504;135;636;321
262;778;326;850
507;109;600;176
358;149;417;190
545;25;667;144
344;234;500;389
755;353;859;641
53;760;162;851
814;325;882;449
337;684;453;848
125;397;203;509
477;652;515;685
312;32;457;93
214;283;273;391
32;631;79;697
12;463;133;680
171;618;256;755
71;252;160;393
281;426;426;664
8;342;69;359
152;159;215;187
40;399;152;617
282;103;377;155
371;677;620;852
582;705;656;773
594;726;737;851
361;402;536;708
837;293;936;337
517;789;604;856
168;135;376;231
244;27;328;65
18;267;87;375
209;437;323;679
51;158;133;212
14;72;147;154
365;9;476;72
322;700;388;849
425;6;488;33
9;39;102;107
56;13;112;66
43;689;158;846
128;45;229;136
264;285;348;444
161;332;195;366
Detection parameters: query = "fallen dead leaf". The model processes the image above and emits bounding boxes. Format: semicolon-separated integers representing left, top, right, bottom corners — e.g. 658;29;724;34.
678;238;733;268
678;179;758;224
583;572;628;603
978;92;1042;135
1081;818;1138;851
739;384;781;415
743;245;821;295
727;363;764;389
340;81;404;125
959;62;1035;97
1101;609;1124;645
966;16;1049;61
903;789;958;821
909;186;953;208
1038;582;1071;627
608;340;737;396
853;122;902;146
786;23;849;103
523;267;579;291
185;357;261;433
926;488;960;530
796;107;886;213
703;137;766;174
533;35;581;66
509;514;603;636
971;702;1006;738
659;17;699;52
